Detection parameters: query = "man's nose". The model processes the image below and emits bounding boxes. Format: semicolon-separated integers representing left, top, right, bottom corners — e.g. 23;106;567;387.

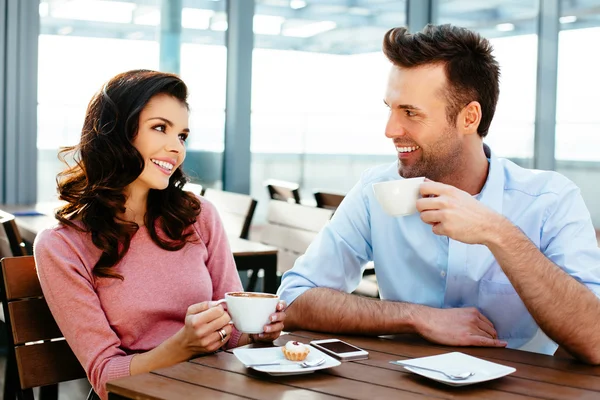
385;115;407;138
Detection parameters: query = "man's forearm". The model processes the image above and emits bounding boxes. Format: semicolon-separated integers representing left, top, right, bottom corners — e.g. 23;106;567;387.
486;220;600;364
285;287;421;335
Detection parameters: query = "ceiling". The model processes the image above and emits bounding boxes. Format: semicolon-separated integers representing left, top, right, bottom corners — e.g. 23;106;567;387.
40;0;600;54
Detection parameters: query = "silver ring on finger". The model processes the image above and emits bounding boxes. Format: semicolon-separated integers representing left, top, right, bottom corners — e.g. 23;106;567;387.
218;328;227;342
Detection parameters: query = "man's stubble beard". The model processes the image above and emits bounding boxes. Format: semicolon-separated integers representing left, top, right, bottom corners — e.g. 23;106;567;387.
398;126;463;182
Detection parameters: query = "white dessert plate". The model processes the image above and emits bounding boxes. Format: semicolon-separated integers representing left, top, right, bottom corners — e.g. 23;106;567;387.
390;352;516;386
233;346;341;376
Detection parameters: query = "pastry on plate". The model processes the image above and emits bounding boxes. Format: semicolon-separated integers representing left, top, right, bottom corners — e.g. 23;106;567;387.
281;341;310;361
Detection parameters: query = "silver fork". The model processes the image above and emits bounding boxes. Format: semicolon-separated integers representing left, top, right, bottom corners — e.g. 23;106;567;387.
391;362;475;380
245;358;326;368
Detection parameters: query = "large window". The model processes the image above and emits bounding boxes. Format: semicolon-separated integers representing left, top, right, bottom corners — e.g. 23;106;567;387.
37;0;227;201
251;0;406;208
437;0;539;164
555;0;600;227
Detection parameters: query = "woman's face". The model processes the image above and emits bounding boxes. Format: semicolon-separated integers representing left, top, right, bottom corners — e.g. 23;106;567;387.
130;93;189;193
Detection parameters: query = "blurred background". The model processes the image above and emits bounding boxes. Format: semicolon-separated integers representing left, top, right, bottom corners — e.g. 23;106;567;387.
1;0;600;227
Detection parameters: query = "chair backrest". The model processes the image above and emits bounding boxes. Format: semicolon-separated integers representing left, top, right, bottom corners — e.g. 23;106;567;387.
202;189;258;239
260;201;333;274
0;256;86;391
314;191;345;211
183;182;205;197
265;180;301;204
0;210;27;258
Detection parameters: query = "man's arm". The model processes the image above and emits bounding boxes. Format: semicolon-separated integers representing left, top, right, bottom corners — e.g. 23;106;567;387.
486;220;600;364
418;181;600;364
285;287;507;347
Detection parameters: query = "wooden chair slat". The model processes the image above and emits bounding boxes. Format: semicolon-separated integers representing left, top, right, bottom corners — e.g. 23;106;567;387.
1;256;42;300
1;256;86;397
314;191;345;210
265;180;301;204
9;299;63;345
0;210;28;258
15;340;86;389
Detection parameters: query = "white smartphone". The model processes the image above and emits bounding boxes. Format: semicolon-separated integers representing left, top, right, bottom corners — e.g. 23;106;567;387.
310;339;369;361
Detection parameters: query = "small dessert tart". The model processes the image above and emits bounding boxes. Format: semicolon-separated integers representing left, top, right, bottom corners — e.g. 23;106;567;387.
281;340;310;361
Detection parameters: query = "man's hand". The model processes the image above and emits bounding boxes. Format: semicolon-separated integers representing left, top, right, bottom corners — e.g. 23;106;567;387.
416;180;507;245
415;307;508;347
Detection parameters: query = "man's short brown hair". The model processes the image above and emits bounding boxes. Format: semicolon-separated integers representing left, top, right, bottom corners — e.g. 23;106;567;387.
383;24;500;137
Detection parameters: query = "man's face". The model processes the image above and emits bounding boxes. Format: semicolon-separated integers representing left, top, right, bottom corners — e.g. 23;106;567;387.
384;64;464;181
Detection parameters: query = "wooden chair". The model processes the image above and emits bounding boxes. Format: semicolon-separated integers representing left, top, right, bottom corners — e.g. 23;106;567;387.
0;256;87;400
265;180;301;204
259;201;333;277
0;210;28;258
313;191;345;211
202;189;257;240
183;182;205;197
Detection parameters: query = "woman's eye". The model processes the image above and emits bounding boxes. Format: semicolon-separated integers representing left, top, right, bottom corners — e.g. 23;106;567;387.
178;133;188;142
153;124;166;132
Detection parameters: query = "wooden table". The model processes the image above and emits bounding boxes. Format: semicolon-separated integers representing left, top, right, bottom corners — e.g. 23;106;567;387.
2;204;280;293
106;330;600;399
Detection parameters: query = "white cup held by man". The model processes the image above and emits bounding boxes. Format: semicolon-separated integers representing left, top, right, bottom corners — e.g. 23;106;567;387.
372;177;426;217
215;292;279;334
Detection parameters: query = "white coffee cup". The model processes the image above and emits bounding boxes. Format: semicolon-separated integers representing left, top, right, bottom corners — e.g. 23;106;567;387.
213;292;279;334
372;177;426;216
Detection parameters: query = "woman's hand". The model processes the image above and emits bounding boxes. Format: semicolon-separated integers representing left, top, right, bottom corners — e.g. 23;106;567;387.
250;300;286;343
178;302;233;357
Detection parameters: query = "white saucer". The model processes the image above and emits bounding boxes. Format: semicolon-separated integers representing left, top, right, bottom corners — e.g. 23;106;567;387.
233;346;341;376
391;352;516;386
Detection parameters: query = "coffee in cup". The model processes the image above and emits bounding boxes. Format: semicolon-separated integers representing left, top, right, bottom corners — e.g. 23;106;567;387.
372;177;425;216
213;292;279;334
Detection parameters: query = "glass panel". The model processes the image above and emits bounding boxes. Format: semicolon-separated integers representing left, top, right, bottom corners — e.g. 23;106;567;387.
437;0;539;165
251;0;407;212
37;0;227;201
555;0;600;229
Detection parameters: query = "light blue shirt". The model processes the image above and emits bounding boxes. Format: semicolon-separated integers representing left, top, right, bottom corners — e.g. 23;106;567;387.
278;151;600;355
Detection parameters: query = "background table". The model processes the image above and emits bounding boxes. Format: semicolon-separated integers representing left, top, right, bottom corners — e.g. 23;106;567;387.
2;203;280;293
107;330;600;399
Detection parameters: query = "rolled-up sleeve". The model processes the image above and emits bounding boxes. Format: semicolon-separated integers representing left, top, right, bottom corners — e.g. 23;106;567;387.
541;183;600;298
277;173;374;306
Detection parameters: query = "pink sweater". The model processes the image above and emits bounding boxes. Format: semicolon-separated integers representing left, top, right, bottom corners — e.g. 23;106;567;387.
33;198;243;400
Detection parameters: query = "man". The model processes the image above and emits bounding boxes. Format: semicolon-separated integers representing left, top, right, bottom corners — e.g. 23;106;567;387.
277;24;600;363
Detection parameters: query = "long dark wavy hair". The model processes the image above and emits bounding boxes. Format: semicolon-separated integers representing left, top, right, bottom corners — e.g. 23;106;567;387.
56;70;201;279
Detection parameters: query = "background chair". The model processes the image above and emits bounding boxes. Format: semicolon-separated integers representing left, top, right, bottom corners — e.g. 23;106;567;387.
0;210;28;258
0;256;86;400
259;201;333;276
265;180;301;204
313;191;345;211
202;189;257;240
183;182;205;197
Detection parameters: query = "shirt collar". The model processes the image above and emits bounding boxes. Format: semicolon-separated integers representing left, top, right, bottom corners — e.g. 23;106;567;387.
477;146;504;215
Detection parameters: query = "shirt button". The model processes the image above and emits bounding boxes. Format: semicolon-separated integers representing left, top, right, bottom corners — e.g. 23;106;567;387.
440;271;447;278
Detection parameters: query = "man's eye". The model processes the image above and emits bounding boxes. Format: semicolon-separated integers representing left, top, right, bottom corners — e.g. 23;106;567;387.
405;110;416;117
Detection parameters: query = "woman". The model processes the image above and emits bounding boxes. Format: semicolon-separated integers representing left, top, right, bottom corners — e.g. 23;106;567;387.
33;70;285;400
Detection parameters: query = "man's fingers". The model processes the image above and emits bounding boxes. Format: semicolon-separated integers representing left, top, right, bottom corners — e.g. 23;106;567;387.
419;209;443;224
469;335;508;347
476;314;497;338
419;181;453;197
